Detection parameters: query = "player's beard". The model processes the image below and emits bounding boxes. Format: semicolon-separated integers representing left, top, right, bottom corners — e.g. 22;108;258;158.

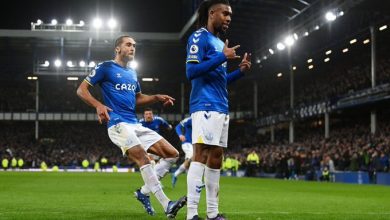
216;23;228;35
123;54;134;63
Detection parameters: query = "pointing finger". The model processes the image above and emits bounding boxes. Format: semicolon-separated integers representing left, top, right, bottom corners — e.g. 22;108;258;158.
247;53;252;61
232;45;240;50
242;53;247;61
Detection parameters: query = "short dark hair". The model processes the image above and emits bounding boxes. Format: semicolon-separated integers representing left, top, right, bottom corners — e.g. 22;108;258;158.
196;0;230;28
144;108;153;112
114;35;131;48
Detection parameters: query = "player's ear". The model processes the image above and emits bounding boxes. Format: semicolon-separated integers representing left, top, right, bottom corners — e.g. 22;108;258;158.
115;47;120;54
209;8;215;18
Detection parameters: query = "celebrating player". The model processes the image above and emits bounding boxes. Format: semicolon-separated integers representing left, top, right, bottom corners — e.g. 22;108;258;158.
77;35;186;218
185;0;252;219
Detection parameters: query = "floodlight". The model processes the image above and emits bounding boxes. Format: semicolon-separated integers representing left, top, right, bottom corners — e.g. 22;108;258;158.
66;19;73;26
89;61;96;67
93;18;102;29
51;19;58;25
325;11;336;21
54;59;61;67
79;60;86;67
108;18;117;29
276;42;285;50
284;36;295;46
130;60;138;69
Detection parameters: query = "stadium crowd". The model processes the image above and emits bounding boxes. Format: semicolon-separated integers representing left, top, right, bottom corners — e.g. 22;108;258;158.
226;118;390;181
1;117;389;181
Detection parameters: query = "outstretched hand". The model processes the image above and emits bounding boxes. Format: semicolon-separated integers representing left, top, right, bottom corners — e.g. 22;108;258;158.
239;52;252;73
155;94;175;107
223;39;241;60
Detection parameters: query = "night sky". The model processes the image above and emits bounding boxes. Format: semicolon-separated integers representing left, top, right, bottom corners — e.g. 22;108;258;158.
0;0;185;32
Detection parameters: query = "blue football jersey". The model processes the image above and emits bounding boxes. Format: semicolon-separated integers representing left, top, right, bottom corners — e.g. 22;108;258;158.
139;116;170;134
84;60;141;127
175;117;192;144
186;27;229;114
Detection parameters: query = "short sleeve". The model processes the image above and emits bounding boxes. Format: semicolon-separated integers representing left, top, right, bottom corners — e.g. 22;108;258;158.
85;64;105;86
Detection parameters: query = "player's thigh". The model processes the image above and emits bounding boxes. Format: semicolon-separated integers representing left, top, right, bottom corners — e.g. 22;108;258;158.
135;125;178;158
148;138;179;158
107;122;142;155
135;124;163;151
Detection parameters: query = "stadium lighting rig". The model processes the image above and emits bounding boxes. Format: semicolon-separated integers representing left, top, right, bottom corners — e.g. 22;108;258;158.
37;59;139;69
27;76;38;80
142;78;159;82
258;3;389;79
271;19;388;79
256;9;344;64
36;58;139;78
31;17;120;32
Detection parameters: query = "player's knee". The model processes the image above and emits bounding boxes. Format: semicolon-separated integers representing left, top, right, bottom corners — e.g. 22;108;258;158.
163;157;178;166
165;147;179;158
172;149;179;158
138;155;151;167
128;149;150;166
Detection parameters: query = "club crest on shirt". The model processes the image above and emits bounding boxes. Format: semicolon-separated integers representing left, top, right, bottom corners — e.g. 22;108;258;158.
89;69;96;77
190;45;199;54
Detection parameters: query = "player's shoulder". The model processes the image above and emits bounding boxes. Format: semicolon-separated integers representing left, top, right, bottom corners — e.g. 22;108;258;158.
189;28;209;41
95;60;114;70
154;116;165;121
181;117;191;124
139;118;145;123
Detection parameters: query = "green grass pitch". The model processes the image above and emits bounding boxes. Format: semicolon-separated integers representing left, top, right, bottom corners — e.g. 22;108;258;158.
0;172;389;220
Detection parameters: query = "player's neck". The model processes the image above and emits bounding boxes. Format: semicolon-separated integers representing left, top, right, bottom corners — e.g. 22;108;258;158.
206;25;221;38
113;58;128;68
206;24;216;36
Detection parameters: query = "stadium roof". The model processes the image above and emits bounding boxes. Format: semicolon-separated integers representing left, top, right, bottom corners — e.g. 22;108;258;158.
0;0;389;81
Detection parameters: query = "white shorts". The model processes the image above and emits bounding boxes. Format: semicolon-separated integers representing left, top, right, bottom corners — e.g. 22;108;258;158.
181;142;193;159
107;122;162;155
191;111;229;148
